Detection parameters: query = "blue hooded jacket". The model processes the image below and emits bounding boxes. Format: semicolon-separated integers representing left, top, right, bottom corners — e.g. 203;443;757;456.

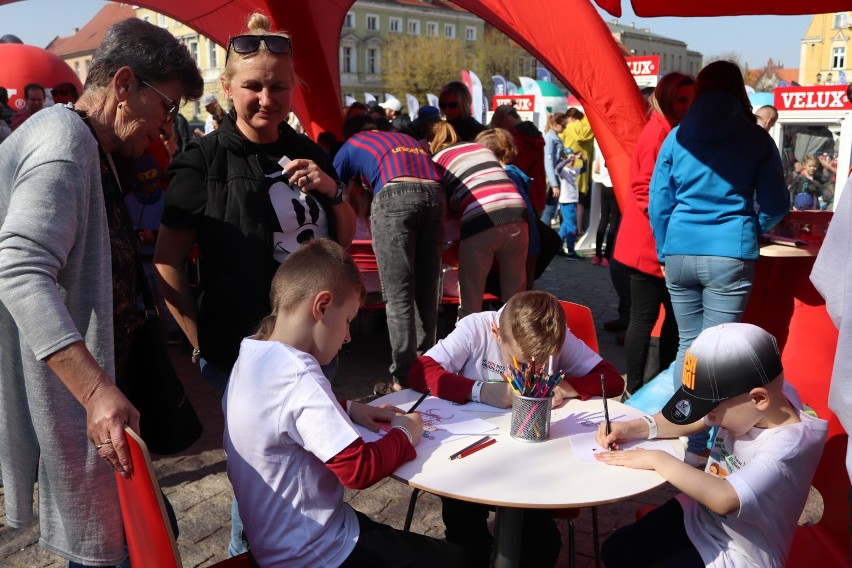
649;91;789;262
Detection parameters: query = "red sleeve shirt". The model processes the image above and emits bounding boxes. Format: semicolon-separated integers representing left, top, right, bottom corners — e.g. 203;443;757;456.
325;428;415;490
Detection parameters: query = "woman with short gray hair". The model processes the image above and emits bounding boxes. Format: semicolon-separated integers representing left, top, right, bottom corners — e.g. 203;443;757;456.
0;17;202;567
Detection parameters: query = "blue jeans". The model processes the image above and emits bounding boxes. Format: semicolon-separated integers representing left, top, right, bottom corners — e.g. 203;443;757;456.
558;203;577;253
370;181;445;385
541;203;558;228
664;255;756;453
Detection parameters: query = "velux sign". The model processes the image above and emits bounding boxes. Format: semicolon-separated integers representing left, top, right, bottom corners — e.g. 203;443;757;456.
774;85;852;111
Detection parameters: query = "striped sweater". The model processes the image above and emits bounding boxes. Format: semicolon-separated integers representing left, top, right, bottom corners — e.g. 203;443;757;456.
433;142;528;239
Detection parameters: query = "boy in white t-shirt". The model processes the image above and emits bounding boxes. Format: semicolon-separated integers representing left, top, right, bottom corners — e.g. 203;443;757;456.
408;290;624;568
595;323;828;568
223;239;466;568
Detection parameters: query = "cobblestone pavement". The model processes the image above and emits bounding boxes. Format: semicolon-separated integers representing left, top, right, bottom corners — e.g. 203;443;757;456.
0;253;677;568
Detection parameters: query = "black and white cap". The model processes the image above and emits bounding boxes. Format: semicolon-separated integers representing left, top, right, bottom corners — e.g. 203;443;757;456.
661;323;783;424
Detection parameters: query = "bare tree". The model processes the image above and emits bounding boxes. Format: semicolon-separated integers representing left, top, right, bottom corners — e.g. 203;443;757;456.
381;34;472;99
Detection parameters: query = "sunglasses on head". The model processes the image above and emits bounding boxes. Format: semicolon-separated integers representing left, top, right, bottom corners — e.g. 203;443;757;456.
439;101;458;109
226;34;293;64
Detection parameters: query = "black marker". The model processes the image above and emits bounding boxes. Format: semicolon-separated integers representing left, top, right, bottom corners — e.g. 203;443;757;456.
409;389;431;413
601;374;613;451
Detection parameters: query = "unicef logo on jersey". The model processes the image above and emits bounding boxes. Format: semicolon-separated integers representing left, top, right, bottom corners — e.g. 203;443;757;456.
268;179;328;263
672;398;692;422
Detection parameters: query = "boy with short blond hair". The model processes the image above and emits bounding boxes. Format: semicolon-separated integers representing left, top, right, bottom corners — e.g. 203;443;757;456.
224;239;465;568
498;289;565;363
408;289;623;567
596;323;828;568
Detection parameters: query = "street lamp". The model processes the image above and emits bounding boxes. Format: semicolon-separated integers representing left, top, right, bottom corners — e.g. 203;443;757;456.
816;72;822;84
827;72;833;84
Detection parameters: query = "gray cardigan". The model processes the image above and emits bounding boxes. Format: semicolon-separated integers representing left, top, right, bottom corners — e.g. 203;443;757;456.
0;105;124;564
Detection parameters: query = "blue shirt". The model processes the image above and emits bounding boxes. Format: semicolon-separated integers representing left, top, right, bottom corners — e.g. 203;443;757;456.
649;91;789;262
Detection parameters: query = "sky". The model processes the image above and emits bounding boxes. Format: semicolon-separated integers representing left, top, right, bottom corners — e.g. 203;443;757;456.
0;0;816;69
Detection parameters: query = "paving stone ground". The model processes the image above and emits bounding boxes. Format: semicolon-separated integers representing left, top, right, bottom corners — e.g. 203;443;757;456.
0;253;678;568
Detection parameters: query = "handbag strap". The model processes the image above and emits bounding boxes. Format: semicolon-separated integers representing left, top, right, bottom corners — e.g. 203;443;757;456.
75;108;158;317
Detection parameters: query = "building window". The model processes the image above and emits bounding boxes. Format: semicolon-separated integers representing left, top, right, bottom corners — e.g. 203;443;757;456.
366;14;379;31
343;13;354;29
189;40;199;65
833;46;846;69
366;47;379;74
158;14;168;27
444;24;456;39
835;12;848;29
341;46;357;74
408;20;420;35
465;26;477;41
426;22;438;37
208;40;219;69
74;61;80;76
390;17;402;33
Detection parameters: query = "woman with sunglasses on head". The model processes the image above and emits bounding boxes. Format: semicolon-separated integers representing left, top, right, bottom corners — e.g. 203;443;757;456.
155;14;354;556
157;11;355;393
0;18;202;568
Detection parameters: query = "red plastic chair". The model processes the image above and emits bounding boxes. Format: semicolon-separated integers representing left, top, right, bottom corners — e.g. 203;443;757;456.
557;300;602;568
114;427;251;568
437;241;501;329
347;239;385;311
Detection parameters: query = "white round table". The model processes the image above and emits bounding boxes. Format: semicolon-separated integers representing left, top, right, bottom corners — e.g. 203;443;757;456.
370;389;684;568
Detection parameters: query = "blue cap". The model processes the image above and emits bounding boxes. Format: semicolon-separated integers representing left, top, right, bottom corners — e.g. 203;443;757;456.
413;105;441;127
793;192;816;210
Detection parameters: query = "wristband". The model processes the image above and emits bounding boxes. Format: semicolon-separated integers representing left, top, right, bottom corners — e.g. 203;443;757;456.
471;380;485;403
392;425;413;445
640;414;658;439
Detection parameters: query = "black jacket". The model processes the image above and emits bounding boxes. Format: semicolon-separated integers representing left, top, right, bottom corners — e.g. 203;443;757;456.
163;115;340;369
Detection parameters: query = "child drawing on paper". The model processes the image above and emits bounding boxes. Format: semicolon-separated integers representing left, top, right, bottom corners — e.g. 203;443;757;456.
377;406;455;440
418;407;455;440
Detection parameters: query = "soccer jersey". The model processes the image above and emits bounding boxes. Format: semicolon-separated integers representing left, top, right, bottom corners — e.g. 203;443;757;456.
333;131;441;195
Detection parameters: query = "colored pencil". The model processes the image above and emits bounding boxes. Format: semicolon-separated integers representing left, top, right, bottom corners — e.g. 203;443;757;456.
448;435;492;460
408;389;431;413
454;437;497;459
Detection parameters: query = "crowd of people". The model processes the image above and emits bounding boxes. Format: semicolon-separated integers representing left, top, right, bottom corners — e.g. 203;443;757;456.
0;10;833;568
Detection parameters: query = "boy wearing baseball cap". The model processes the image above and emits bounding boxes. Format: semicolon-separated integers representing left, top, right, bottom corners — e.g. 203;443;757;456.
595;323;828;567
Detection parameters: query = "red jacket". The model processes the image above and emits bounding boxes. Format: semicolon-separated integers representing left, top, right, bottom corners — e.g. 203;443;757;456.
510;121;547;213
613;111;670;277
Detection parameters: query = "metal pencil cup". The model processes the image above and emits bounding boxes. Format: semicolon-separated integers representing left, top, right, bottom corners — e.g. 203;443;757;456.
510;393;552;442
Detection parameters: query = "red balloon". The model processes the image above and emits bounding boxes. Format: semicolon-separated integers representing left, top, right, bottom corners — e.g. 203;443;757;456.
0;44;82;110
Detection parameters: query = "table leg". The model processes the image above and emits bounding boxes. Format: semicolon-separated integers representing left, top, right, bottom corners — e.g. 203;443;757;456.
493;506;523;568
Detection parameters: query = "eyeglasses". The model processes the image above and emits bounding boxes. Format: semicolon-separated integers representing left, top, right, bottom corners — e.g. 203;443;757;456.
439;101;458;109
226;34;293;64
139;79;179;123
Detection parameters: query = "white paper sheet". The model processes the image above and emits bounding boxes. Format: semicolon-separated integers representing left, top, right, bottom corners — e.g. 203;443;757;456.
356;396;498;448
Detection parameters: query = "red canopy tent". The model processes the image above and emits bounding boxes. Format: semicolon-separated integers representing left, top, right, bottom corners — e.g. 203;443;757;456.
2;0;848;563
